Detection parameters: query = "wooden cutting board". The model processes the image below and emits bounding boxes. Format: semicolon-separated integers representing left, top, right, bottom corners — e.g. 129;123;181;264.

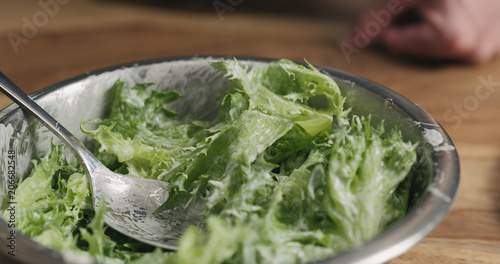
0;1;499;263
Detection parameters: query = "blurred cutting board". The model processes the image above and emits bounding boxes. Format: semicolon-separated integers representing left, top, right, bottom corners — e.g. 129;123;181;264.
0;1;499;263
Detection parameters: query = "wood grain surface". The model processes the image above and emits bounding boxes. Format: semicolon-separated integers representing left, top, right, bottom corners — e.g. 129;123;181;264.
1;1;499;263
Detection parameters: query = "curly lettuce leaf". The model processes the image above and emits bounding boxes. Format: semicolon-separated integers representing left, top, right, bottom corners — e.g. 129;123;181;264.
210;59;349;136
81;81;209;180
4;143;90;250
4;58;419;264
156;110;294;212
325;116;417;249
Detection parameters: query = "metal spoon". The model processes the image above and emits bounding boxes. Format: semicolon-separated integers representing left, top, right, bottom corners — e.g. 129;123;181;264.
0;73;204;250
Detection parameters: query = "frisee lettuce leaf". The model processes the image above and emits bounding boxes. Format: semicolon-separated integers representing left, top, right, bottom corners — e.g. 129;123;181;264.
3;58;418;264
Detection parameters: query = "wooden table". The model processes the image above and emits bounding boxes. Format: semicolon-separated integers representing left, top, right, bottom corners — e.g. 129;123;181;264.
1;1;499;263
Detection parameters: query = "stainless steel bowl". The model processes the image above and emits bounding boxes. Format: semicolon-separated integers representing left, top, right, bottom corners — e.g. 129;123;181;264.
0;56;460;264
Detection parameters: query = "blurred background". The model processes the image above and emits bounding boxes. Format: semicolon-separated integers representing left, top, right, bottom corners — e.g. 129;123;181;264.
0;0;372;109
1;0;499;263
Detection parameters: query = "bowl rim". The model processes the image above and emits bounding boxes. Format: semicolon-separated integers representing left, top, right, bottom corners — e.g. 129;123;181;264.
0;55;460;264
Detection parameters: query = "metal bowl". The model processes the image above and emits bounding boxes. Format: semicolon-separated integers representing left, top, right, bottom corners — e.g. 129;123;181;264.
0;56;460;264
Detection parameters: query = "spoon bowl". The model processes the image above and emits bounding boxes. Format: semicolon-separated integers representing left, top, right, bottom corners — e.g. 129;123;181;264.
0;72;203;250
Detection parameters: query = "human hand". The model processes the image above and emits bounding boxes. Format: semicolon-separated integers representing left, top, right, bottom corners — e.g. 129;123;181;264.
341;0;500;64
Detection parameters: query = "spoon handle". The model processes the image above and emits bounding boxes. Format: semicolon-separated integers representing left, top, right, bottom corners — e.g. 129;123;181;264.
0;72;100;174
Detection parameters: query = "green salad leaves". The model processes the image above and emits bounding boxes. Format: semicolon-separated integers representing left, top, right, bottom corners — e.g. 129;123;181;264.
3;59;417;264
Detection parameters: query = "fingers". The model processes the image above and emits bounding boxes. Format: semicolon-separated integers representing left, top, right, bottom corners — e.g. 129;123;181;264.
379;23;451;59
463;33;500;64
379;5;497;63
341;0;417;48
342;0;500;63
